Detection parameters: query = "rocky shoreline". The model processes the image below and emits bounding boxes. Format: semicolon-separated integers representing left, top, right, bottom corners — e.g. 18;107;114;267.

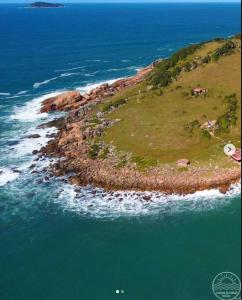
38;64;241;195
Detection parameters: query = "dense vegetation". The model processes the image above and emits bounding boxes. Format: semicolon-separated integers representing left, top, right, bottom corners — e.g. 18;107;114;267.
102;98;127;112
216;94;238;133
147;43;202;87
148;37;239;88
212;40;237;61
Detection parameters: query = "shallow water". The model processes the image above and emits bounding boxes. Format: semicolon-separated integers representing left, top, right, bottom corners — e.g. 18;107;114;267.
0;3;241;299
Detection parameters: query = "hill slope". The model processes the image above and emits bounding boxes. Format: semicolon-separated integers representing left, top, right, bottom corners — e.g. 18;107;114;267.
97;38;241;169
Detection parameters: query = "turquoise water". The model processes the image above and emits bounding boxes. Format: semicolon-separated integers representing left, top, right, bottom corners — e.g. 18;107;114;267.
0;3;241;299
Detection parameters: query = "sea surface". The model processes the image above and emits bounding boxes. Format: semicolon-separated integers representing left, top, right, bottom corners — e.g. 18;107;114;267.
0;3;241;300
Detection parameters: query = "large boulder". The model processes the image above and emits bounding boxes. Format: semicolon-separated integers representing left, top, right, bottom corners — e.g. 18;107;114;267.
40;91;83;113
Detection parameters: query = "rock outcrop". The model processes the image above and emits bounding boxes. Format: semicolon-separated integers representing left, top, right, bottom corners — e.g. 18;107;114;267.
40;65;154;114
40;91;83;113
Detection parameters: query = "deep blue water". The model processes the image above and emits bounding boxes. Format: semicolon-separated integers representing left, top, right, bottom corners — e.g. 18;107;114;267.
0;3;241;300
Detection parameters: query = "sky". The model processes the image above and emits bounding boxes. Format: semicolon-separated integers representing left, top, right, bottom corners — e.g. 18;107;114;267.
0;0;240;3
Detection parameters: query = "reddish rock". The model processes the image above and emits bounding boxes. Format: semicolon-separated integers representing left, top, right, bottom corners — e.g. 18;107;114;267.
69;176;81;185
40;91;83;113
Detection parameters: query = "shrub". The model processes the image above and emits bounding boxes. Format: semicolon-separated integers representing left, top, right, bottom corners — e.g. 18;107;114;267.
90;117;101;124
201;129;211;140
99;147;109;159
116;159;127;169
147;43;202;87
215;94;238;134
182;91;189;97
202;55;211;64
156;89;163;96
216;114;230;133
212;40;237;61
182;62;192;72
184;120;200;134
102;98;127;112
88;143;100;159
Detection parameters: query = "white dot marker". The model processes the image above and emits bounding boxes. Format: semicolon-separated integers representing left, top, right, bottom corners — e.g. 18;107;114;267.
224;143;236;156
116;290;120;294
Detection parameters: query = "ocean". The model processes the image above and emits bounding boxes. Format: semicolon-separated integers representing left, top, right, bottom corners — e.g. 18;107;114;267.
0;3;241;300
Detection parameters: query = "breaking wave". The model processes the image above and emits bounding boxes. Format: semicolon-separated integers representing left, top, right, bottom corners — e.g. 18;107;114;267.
0;167;20;186
76;78;123;94
10;91;62;122
0;92;11;97
33;72;81;89
56;182;241;219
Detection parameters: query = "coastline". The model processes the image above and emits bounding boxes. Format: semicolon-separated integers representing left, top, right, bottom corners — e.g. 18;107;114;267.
37;63;241;196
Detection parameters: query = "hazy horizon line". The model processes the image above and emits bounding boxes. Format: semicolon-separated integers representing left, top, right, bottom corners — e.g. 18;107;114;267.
0;0;240;3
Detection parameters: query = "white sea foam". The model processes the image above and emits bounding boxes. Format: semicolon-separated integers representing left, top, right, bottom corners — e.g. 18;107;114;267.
33;72;81;89
56;182;241;219
86;59;102;62
16;90;29;95
12;126;58;157
106;66;140;73
55;66;86;72
60;72;81;77
0;168;20;186
10;91;62;122
33;77;59;89
0;92;11;96
76;78;123;94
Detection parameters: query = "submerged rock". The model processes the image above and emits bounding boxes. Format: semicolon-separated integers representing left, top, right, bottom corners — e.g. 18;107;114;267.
25;134;41;139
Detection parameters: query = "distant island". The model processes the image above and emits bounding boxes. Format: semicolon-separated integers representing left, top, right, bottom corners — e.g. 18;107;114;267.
30;2;64;8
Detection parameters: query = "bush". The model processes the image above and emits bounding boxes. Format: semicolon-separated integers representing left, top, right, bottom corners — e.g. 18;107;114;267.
202;55;211;64
216;114;230;133
99;147;109;159
182;62;192;72
88;143;100;159
156;89;163;96
184;120;200;134
215;94;238;134
212;40;237;61
102;98;127;112
201;129;211;140
147;43;202;87
116;159;127;169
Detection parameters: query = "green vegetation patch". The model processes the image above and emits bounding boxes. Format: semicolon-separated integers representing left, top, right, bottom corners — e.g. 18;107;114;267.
215;93;239;134
102;98;127;112
132;156;158;170
147;43;202;87
212;40;237;61
88;143;101;159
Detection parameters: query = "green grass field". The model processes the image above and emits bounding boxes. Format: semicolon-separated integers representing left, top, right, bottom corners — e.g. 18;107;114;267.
95;40;241;169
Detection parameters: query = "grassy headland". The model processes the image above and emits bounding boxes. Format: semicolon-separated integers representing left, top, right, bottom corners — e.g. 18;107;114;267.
40;35;241;193
95;37;241;170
